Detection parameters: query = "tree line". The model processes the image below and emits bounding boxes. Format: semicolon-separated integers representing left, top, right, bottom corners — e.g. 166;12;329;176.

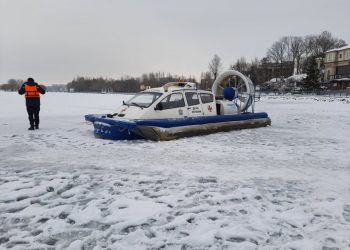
66;73;197;93
0;73;197;93
1;31;346;92
266;31;345;74
0;79;24;91
202;31;347;91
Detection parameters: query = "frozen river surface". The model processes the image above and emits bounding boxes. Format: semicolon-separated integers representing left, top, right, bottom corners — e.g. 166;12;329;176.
0;92;349;249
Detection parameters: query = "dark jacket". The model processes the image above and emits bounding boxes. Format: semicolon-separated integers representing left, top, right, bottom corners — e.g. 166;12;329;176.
18;81;46;106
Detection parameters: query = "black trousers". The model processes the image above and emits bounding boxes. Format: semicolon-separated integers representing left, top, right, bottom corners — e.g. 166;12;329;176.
26;106;40;127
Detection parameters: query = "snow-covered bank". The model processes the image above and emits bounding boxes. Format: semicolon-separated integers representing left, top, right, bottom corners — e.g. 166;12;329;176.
1;92;350;249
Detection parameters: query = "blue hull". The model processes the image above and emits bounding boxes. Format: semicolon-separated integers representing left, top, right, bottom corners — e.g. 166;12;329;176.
85;112;271;141
90;120;143;140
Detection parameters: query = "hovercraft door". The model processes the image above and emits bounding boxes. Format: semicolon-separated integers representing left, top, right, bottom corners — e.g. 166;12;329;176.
184;91;203;117
157;92;188;119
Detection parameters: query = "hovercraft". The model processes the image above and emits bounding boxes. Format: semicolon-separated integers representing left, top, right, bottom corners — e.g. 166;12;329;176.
85;70;271;141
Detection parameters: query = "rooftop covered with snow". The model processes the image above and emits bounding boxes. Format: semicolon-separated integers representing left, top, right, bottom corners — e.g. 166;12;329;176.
326;45;350;53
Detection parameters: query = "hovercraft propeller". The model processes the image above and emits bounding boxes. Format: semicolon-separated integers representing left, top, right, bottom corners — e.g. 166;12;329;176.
212;70;255;112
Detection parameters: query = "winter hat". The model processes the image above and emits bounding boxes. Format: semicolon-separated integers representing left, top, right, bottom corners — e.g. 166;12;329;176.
27;78;34;82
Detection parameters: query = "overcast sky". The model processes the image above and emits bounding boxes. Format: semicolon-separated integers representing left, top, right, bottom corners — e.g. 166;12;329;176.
1;0;349;84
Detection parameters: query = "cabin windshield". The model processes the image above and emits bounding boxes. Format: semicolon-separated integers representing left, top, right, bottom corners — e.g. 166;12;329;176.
125;92;162;108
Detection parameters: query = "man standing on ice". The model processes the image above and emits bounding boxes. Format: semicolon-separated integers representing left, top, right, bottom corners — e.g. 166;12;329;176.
18;78;46;130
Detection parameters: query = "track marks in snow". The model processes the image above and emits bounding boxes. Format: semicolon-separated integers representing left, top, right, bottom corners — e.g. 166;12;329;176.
1;95;350;249
1;169;349;249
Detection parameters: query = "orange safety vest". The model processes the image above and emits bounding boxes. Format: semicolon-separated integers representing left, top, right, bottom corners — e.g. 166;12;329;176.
24;84;40;98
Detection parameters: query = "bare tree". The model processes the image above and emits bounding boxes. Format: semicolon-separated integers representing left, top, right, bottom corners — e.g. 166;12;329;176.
317;31;347;56
267;39;287;78
267;40;287;64
317;31;334;55
230;57;249;73
248;58;260;85
334;39;347;48
200;71;213;90
208;54;223;80
290;37;305;74
303;31;347;58
0;79;23;91
303;35;318;58
280;37;292;61
282;36;304;74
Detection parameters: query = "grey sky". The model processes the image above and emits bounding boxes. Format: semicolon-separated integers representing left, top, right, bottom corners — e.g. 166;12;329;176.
1;0;349;84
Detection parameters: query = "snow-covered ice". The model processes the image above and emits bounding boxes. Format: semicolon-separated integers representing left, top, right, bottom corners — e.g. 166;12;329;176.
0;92;350;249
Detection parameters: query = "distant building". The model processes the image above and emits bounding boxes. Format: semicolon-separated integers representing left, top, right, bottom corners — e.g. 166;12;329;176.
46;84;67;92
257;61;294;84
324;45;350;89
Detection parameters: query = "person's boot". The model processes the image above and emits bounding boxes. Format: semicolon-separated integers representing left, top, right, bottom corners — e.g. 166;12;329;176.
28;126;34;130
35;125;39;129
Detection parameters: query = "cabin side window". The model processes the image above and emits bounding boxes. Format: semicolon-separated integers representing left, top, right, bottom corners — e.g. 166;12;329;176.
200;93;214;104
185;92;200;106
160;93;185;110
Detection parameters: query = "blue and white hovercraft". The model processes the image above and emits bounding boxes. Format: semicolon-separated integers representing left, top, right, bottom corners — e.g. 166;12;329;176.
85;70;271;141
